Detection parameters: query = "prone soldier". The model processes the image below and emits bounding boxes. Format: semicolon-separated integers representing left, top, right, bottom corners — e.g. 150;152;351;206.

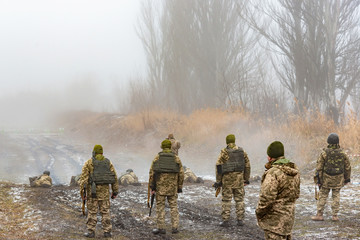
29;170;52;188
119;169;141;186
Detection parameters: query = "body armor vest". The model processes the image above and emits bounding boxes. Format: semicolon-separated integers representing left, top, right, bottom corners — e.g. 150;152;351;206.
222;148;245;174
324;148;345;176
152;152;180;173
91;158;116;185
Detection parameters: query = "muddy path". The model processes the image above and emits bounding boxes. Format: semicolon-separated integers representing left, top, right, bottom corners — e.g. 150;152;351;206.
1;177;360;240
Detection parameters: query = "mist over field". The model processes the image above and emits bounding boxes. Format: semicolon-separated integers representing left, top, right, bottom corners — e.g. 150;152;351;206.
1;1;360;239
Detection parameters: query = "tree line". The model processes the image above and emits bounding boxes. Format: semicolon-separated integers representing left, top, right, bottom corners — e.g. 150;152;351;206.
129;0;360;124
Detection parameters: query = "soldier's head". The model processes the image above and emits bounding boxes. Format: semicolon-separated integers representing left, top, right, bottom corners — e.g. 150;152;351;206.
43;170;50;176
126;169;133;173
267;141;284;159
161;139;172;149
226;134;235;144
327;133;339;144
93;144;103;156
168;133;174;139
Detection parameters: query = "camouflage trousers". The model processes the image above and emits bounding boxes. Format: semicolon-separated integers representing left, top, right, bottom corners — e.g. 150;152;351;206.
87;198;112;233
156;194;179;229
317;187;341;216
264;230;292;240
221;186;245;221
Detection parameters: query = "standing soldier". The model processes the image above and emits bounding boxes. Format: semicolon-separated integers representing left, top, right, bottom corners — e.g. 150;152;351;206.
149;139;184;235
214;134;251;227
79;145;119;238
167;133;181;155
311;133;351;221
256;141;300;240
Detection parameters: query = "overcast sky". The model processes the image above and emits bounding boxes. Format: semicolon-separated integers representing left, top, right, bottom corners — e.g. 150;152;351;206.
0;0;145;96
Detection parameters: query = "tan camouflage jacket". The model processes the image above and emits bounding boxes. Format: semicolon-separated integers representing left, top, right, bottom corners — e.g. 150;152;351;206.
79;154;119;200
149;149;184;196
216;143;251;188
119;172;139;184
34;174;52;187
184;168;198;182
315;145;351;189
169;138;181;155
256;157;300;235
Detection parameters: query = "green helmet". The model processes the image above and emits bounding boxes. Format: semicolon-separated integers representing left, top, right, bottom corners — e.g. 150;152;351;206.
93;145;103;154
226;134;235;144
161;139;172;149
267;141;284;158
43;170;50;176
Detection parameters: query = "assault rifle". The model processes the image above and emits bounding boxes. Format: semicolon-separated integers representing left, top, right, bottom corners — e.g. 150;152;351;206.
213;182;222;197
147;184;155;216
81;184;86;215
314;172;321;200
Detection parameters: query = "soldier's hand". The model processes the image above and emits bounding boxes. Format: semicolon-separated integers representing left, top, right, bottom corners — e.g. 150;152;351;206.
213;182;222;189
244;180;250;186
177;189;182;193
151;190;156;195
111;192;117;199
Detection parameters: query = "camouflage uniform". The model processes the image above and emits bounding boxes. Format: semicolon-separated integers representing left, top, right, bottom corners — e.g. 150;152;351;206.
184;167;202;183
70;174;81;186
256;157;300;239
314;144;351;218
119;170;140;185
30;174;52;188
168;134;181;156
79;153;119;235
216;143;251;222
149;148;184;231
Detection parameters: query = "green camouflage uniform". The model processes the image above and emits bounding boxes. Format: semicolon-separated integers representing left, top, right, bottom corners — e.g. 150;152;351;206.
119;172;139;185
314;144;351;216
31;174;52;188
149;148;184;230
169;138;181;156
256;157;300;239
216;143;251;221
79;154;119;234
184;167;198;183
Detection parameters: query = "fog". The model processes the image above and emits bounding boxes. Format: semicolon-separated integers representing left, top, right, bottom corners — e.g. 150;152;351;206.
0;0;145;127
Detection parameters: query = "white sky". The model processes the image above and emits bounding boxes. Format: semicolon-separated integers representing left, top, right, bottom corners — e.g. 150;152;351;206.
0;0;145;96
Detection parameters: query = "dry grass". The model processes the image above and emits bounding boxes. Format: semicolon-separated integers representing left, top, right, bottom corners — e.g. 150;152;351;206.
0;182;37;240
59;108;360;170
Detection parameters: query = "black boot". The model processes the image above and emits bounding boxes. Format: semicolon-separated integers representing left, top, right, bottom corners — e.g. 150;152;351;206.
237;220;244;226
152;228;166;234
84;231;95;238
220;221;229;227
104;232;112;238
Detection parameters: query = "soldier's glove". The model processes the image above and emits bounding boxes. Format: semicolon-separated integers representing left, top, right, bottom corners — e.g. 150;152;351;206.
213;182;222;189
177;189;182;193
244;180;250;185
111;192;118;199
345;179;350;184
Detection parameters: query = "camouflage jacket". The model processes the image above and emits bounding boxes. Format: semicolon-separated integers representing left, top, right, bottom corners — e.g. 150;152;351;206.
119;172;139;184
215;143;251;188
184;168;198;182
256;157;300;235
34;174;52;187
149;149;184;196
169;138;181;155
315;144;351;189
79;154;119;200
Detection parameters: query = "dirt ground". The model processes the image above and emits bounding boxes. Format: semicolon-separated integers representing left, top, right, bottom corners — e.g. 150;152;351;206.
1;176;360;240
1;132;360;239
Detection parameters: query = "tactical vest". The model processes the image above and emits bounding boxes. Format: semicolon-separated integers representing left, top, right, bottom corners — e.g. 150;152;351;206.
152;152;180;173
324;148;345;176
222;148;245;174
90;158;116;185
